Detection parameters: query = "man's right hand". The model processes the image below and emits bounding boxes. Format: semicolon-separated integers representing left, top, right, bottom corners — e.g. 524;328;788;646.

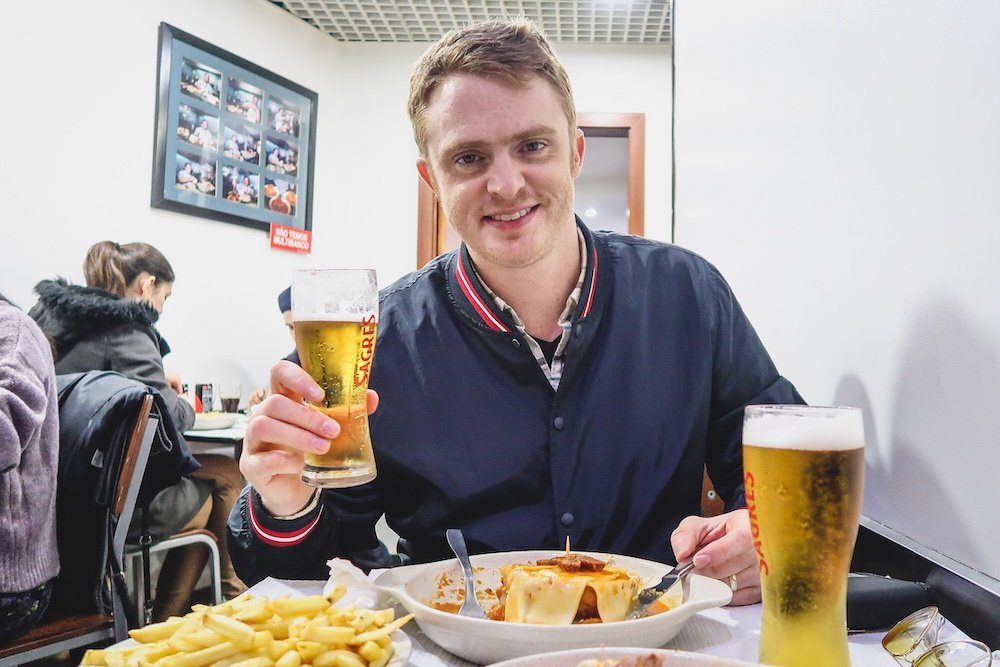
240;360;379;517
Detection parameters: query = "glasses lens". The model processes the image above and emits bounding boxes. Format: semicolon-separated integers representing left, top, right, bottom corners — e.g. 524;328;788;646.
883;607;945;662
912;641;992;667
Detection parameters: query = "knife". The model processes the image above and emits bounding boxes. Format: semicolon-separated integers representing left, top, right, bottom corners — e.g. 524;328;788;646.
628;560;696;619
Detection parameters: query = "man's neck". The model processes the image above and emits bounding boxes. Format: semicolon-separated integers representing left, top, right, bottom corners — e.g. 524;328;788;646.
472;226;581;341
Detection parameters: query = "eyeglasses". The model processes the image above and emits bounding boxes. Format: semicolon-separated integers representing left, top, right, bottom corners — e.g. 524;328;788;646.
882;606;1000;666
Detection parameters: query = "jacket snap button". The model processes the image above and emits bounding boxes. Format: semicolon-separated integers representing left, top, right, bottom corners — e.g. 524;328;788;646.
574;324;583;337
553;416;565;430
511;338;520;349
561;512;574;527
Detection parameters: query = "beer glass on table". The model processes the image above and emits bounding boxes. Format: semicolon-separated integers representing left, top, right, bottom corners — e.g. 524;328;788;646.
219;382;242;413
292;269;379;488
743;405;865;667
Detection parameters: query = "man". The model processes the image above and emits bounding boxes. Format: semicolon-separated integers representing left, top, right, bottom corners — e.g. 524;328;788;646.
229;17;802;605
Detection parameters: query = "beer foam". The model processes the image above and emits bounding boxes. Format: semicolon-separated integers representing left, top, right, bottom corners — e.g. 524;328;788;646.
743;406;863;450
292;313;375;323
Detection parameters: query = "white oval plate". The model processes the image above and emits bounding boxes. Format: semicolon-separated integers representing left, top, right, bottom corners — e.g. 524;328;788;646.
491;646;760;667
191;411;239;430
373;550;733;665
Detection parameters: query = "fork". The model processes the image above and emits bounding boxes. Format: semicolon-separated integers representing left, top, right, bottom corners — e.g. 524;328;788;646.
627;560;696;619
445;528;487;619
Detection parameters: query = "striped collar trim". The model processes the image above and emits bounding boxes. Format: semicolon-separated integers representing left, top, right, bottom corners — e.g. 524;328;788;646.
454;229;600;331
455;254;510;332
581;243;598;318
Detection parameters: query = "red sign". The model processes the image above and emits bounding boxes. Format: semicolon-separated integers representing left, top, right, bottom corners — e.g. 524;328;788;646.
269;223;312;254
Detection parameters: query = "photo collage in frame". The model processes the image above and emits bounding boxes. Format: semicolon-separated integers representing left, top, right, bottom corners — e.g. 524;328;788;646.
152;23;316;232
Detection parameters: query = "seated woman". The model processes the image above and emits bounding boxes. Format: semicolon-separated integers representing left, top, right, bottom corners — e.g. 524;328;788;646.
0;294;59;643
30;241;245;620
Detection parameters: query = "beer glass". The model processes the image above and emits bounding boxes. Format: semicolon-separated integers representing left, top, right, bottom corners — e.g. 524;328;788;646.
219;382;242;414
743;405;865;667
292;269;379;488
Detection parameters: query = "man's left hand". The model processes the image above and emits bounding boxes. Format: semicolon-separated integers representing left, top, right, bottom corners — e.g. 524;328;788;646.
670;508;761;605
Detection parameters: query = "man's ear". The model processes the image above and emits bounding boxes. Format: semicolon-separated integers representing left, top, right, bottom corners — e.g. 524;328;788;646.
571;128;586;178
416;159;436;192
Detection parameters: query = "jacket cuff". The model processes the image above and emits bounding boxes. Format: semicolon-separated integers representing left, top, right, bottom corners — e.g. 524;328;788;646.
248;489;323;547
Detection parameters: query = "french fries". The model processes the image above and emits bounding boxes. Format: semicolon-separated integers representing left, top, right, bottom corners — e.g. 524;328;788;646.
80;593;413;667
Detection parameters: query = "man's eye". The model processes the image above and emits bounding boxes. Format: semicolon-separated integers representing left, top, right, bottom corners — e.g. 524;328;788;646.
524;141;546;152
455;154;479;165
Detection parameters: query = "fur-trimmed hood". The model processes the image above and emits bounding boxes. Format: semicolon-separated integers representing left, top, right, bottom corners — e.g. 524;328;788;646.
29;278;167;359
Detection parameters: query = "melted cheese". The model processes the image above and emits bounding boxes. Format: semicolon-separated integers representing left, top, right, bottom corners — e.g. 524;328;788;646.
499;562;641;625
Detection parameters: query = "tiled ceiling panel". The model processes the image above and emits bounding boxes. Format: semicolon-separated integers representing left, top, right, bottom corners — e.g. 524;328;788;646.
270;1;672;44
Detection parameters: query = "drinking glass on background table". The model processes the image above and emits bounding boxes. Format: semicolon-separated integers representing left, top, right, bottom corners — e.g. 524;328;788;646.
742;405;865;667
292;268;379;488
219;381;242;413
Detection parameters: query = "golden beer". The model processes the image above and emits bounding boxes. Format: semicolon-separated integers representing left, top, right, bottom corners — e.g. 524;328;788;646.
293;268;379;487
295;317;378;487
743;406;864;667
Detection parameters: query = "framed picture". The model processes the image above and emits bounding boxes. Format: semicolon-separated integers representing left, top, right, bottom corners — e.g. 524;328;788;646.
151;23;316;232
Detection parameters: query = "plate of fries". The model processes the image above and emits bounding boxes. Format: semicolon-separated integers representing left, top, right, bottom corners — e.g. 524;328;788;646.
80;584;413;667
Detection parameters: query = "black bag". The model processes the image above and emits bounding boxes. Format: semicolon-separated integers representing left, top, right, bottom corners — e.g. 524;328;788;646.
50;371;200;616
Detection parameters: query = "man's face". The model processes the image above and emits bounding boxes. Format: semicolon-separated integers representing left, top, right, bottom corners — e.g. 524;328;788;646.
417;73;584;272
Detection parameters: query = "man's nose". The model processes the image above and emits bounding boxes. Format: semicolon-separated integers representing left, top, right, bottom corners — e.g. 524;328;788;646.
486;155;525;199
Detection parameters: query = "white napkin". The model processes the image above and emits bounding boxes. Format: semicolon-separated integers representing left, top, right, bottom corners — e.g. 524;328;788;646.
324;557;382;609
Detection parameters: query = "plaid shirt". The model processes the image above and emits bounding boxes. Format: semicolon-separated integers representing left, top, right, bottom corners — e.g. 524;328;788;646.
471;230;587;390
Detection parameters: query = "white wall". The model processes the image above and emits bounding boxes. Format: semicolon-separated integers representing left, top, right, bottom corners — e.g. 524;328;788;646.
673;0;1000;582
0;0;671;401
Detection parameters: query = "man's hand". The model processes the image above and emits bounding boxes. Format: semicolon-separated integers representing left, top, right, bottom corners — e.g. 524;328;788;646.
240;360;379;517
247;385;268;409
164;370;184;394
670;508;761;605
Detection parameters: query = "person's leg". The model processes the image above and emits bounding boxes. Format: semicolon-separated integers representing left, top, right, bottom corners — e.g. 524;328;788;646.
150;499;211;622
190;453;247;599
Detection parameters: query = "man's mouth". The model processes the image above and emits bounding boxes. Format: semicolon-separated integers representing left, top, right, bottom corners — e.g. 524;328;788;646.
486;206;535;222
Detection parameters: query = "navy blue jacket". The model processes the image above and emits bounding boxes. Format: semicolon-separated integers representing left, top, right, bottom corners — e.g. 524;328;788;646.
229;221;803;584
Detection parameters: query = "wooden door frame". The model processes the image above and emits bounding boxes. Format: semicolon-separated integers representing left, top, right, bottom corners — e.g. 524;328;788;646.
416;111;645;268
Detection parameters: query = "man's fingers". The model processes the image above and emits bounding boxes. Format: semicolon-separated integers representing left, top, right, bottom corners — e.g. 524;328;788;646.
670;515;713;561
729;583;762;606
246;410;336;457
270;360;324;402
240;447;309;480
691;528;755;576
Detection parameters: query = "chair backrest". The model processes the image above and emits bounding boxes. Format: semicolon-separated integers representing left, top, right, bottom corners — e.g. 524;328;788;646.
49;371;158;618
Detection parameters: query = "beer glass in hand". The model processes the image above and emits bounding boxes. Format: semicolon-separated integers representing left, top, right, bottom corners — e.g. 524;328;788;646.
743;405;865;667
292;269;379;488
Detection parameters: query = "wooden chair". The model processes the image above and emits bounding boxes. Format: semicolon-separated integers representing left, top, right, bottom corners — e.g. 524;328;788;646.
0;394;157;666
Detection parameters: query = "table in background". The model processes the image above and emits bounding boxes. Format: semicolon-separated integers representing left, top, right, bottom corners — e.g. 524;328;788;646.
184;416;247;459
251;578;969;667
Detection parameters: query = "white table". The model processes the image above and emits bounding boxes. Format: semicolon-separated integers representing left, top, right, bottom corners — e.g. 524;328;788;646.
249;578;968;667
184;418;247;457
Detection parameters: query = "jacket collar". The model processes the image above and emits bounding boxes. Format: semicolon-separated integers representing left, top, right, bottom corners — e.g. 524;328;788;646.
31;278;166;356
33;278;160;328
447;217;606;333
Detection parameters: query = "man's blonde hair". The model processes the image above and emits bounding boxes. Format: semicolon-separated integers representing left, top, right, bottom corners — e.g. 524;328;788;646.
407;16;577;159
